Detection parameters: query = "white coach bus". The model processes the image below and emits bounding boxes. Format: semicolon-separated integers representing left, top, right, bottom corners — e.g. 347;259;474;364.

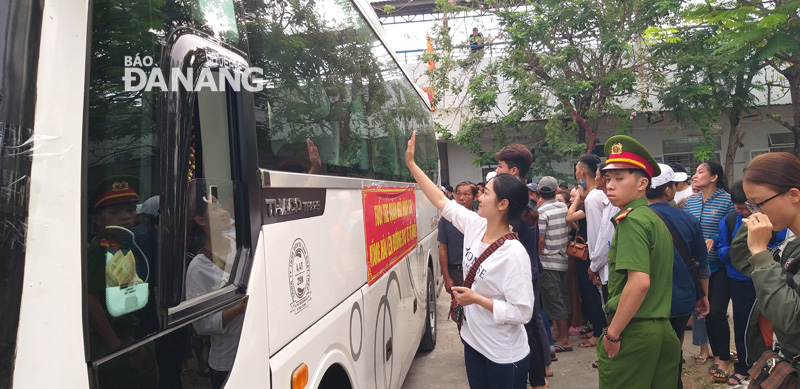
3;0;442;388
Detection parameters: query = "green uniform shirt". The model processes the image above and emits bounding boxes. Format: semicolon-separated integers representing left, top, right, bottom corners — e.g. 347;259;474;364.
605;198;674;319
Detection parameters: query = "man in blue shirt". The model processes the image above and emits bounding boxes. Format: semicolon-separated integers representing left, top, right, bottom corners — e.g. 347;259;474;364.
646;164;711;389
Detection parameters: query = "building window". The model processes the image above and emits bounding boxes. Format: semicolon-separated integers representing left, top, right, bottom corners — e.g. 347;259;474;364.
662;136;721;174
750;132;795;160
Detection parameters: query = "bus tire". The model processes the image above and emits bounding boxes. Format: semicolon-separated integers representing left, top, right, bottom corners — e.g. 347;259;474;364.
418;268;436;352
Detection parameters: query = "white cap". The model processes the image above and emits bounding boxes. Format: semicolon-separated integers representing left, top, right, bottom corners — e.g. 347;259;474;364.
672;170;688;182
485;171;497;182
137;196;159;215
651;164;684;188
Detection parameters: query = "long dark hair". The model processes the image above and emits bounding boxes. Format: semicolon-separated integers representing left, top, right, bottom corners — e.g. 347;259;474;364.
490;173;529;222
701;161;729;193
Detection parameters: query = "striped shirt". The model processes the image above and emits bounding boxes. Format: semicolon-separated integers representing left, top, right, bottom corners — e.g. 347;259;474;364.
538;199;570;271
684;189;734;273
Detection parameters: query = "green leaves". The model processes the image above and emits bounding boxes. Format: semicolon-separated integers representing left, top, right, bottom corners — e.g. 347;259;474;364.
758;13;788;30
760;33;800;59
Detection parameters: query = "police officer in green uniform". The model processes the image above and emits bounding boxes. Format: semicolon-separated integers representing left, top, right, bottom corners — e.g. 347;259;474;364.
87;176;158;388
596;135;681;389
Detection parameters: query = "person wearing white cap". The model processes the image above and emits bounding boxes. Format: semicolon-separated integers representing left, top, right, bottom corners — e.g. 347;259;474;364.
646;164;711;389
668;162;692;207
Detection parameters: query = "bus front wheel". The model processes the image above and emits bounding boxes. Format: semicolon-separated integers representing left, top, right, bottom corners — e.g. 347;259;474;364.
418;267;436;352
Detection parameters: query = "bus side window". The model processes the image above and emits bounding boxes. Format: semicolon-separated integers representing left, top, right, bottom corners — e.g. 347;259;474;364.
248;0;437;182
184;91;244;297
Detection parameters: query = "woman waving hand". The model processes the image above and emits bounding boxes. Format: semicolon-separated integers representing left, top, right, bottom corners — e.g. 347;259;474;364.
406;132;534;388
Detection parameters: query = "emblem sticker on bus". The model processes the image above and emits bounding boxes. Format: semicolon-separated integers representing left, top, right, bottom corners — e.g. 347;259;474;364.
261;188;326;224
289;239;312;314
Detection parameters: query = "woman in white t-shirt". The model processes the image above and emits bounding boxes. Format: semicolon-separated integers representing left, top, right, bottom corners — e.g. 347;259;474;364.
405;132;534;388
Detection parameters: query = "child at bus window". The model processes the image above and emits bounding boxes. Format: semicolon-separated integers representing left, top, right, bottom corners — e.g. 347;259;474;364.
86;176;157;388
185;183;245;389
405;132;534;388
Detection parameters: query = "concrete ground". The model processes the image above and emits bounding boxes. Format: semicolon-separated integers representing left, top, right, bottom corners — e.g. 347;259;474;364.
403;290;748;388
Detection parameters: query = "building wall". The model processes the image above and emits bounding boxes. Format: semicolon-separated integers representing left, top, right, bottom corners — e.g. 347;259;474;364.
440;105;796;185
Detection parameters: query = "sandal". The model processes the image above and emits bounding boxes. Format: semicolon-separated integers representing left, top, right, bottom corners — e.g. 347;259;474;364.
711;367;728;383
708;363;719;375
694;355;708;364
727;374;747;386
578;339;597;348
592;360;599;369
579;332;593;340
554;344;573;352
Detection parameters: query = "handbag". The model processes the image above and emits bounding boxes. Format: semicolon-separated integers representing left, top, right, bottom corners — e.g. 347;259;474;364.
104;225;151;317
449;232;518;330
748;349;800;388
566;235;589;261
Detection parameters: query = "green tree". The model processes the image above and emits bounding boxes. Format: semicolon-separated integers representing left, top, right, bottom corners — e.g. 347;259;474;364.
649;4;767;183
426;0;679;177
693;0;800;156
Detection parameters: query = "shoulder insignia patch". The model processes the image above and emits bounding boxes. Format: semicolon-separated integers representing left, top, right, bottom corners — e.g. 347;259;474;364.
615;208;633;223
100;238;120;250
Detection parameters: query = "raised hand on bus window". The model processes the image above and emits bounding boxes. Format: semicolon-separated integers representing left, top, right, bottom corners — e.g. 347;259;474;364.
405;131;448;211
307;138;321;174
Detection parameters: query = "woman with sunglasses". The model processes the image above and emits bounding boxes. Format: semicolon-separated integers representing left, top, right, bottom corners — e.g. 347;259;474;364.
684;161;734;382
731;152;800;379
405;132;534;388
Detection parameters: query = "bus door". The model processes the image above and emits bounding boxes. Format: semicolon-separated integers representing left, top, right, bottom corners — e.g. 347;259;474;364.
83;27;262;388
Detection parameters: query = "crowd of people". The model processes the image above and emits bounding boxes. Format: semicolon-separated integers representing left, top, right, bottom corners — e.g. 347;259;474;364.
414;133;800;389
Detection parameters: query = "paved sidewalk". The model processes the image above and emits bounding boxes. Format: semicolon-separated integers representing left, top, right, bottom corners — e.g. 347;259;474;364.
402;289;746;388
402;290;599;388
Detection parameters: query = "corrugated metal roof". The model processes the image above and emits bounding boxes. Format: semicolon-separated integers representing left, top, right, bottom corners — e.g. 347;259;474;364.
368;0;439;17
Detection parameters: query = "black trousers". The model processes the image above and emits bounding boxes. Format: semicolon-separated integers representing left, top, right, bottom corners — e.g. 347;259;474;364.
155;326;188;389
209;367;229;389
706;270;731;362
576;258;606;338
670;314;692;389
730;278;757;376
526;278;547;386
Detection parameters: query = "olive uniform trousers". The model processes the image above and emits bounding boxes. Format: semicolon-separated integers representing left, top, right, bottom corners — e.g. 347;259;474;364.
596;319;680;389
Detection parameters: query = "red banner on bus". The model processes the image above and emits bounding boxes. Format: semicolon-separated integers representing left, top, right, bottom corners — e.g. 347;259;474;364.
363;186;418;285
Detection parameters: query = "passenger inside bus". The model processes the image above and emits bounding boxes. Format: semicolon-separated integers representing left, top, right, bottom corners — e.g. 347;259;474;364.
185;182;245;389
86;176;158;388
273;138;322;174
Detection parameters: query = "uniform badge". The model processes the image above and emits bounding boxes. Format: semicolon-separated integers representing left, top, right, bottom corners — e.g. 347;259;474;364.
615;207;633;223
610;143;623;155
111;181;130;192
